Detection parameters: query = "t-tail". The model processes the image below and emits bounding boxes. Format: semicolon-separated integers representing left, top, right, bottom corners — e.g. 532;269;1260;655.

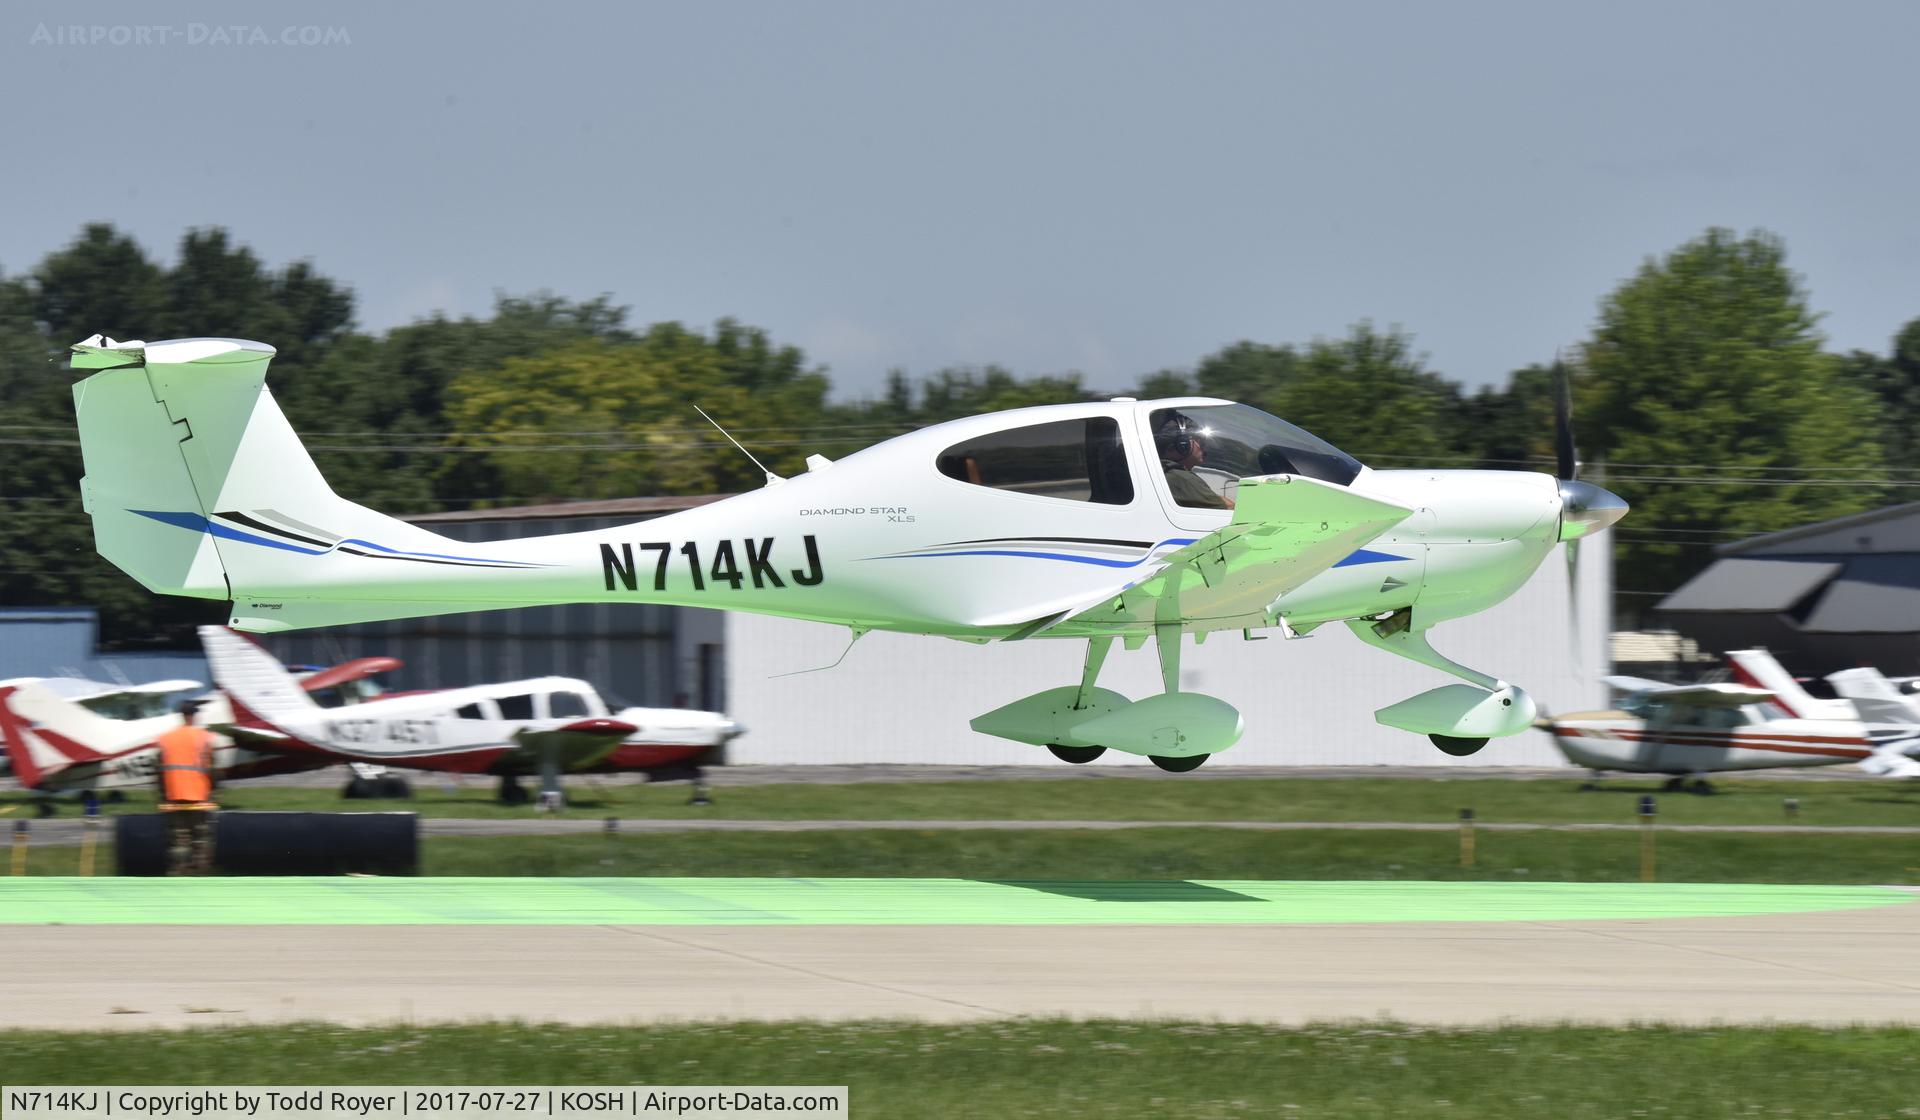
70;336;543;632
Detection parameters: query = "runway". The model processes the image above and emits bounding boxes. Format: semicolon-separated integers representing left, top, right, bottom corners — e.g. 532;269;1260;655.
2;880;1915;1028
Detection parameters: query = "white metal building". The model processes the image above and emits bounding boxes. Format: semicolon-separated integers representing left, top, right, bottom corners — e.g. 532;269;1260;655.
727;531;1611;767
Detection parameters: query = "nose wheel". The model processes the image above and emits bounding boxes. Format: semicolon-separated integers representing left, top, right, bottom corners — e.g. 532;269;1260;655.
1048;744;1107;765
1150;754;1208;773
1429;734;1489;757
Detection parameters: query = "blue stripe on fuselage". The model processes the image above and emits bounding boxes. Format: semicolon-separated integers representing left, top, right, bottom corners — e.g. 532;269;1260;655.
130;509;327;554
1331;548;1408;567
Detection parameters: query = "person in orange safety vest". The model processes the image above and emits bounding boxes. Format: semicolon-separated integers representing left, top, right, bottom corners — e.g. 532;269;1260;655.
155;699;217;874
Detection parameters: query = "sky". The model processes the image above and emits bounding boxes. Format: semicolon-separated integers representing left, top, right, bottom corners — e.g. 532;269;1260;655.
3;0;1916;398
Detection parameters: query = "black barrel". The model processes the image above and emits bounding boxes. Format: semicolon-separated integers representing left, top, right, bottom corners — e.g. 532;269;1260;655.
113;814;172;876
114;812;418;876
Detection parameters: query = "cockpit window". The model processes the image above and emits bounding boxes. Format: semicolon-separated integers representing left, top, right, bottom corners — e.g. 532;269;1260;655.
936;417;1133;504
548;691;591;718
1150;404;1363;507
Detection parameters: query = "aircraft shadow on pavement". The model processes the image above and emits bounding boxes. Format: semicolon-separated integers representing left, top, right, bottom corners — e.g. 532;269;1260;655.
984;880;1265;903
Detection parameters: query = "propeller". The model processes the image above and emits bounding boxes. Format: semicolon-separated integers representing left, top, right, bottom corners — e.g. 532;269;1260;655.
1550;355;1630;670
1555;357;1582;666
1553;354;1578;484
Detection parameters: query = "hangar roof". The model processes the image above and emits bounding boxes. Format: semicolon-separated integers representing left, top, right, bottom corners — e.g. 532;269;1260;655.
1720;500;1920;556
1657;558;1841;614
1798;556;1920;633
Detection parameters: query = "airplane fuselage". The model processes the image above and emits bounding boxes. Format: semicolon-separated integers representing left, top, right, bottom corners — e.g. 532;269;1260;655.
1546;712;1876;775
210;400;1565;642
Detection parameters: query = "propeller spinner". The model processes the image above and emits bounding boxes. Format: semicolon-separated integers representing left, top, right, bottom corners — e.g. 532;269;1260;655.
1552;359;1628;665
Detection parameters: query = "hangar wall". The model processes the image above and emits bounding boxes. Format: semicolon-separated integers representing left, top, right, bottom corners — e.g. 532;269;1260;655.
727;531;1611;767
0;608;206;685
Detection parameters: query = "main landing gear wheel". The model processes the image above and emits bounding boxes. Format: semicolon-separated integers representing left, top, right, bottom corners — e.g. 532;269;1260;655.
1149;754;1207;773
497;776;530;806
1048;744;1107;765
1429;734;1490;757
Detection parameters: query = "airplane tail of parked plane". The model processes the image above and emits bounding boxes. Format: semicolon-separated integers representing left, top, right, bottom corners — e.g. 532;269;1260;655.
70;336;526;633
1725;649;1854;721
199;627;321;722
1826;667;1920;777
0;680;127;787
1827;667;1920;724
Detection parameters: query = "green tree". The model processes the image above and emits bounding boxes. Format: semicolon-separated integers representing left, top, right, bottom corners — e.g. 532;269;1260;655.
29;223;167;345
1192;341;1300;406
1837;316;1920;472
1459;363;1557;470
1580;228;1886;595
445;322;831;501
911;366;1092;424
1188;325;1462;465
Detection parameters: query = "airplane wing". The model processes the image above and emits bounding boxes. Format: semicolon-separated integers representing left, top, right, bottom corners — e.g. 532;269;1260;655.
1602;675;1672;694
298;658;402;693
506;718;638;771
983;474;1413;635
1602;679;1774;708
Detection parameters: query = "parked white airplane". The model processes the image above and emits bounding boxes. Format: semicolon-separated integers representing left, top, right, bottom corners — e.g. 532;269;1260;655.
1539;649;1920;790
202;627;742;804
0;677;199;780
66;335;1628;769
0;679;329;802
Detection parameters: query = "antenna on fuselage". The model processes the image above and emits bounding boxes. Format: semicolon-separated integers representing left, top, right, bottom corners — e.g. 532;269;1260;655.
694;404;783;486
770;626;869;678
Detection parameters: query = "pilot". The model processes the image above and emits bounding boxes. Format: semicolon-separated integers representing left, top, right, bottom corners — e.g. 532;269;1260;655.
1155;412;1232;509
155;699;217;875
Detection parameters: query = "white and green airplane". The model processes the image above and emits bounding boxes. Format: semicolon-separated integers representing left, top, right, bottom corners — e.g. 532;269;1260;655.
65;334;1626;771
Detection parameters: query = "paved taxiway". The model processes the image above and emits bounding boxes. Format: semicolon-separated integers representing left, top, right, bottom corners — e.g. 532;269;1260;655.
3;883;1914;1029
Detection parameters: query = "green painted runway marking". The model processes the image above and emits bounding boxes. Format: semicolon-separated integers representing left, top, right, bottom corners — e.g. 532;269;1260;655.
0;879;1909;926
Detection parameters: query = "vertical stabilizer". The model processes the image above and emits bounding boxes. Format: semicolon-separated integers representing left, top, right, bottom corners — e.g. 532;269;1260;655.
1827;667;1920;725
0;680;165;788
199;626;319;721
1726;649;1853;721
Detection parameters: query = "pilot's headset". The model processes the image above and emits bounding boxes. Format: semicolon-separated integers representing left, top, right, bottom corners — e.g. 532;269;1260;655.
1154;412;1201;460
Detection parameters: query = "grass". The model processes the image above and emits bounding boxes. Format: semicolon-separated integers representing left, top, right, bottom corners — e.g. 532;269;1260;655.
2;1021;1916;1118
9;824;1917;882
10;775;1920;826
407;828;1920;882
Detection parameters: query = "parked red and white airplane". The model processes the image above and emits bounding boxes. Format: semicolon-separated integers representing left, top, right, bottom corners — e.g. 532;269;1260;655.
0;678;332;805
201;627;743;804
1538;649;1920;791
